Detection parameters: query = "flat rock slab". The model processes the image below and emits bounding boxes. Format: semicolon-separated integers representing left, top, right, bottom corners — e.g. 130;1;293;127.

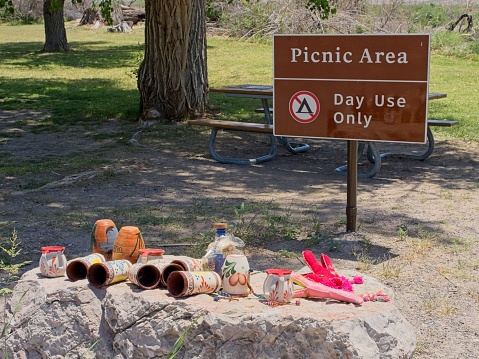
6;264;415;359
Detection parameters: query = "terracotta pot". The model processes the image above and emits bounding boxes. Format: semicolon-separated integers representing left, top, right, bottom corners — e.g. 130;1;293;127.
171;257;203;271
87;260;132;288
66;253;106;282
167;271;221;298
39;246;67;278
221;254;250;296
91;219;118;261
159;262;184;287
128;262;162;290
111;226;145;263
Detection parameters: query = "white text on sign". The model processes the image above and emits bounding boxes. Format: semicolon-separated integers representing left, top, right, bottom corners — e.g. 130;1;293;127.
333;94;408;128
290;47;408;64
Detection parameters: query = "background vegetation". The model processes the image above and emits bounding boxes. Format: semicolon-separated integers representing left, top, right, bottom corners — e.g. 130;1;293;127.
1;0;478;140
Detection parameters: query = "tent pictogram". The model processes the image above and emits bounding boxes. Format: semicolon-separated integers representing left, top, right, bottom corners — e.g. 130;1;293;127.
289;91;320;123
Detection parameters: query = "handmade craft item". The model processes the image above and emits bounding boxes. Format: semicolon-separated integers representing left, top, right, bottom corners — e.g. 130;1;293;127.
66;253;105;281
263;269;294;304
112;226;145;263
159;262;184;286
171;257;203;271
39;246;67;278
167;271;221;298
221;253;250;296
87;260;132;288
91;219;118;260
137;248;165;264
128;261;162;290
159;257;204;285
291;272;363;305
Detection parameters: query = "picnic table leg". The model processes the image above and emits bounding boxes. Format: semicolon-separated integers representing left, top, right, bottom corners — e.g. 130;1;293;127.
207;128;277;165
262;98;310;154
380;126;435;161
335;141;381;178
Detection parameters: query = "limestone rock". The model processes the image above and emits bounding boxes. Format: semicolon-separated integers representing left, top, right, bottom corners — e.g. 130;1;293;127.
5;266;415;358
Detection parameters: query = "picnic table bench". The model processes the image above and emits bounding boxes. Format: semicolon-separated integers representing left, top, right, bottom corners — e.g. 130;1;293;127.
188;84;309;165
188;85;458;177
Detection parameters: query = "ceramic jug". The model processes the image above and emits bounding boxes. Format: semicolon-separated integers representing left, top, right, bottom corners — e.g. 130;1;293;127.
221;253;250;296
263;268;294;304
39;246;67;278
137;248;165;264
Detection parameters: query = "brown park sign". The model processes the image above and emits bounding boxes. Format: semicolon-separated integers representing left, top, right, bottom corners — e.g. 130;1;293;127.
273;34;430;143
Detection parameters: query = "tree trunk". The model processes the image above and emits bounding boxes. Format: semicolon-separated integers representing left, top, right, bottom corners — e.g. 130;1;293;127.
42;0;70;52
137;0;209;121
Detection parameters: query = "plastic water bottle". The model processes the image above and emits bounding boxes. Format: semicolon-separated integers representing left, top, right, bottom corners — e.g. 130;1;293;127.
202;223;228;273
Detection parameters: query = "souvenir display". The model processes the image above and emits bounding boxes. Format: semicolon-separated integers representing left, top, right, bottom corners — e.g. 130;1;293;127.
39;220;378;309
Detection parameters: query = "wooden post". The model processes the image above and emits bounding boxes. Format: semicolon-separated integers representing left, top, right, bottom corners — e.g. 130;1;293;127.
346;140;357;232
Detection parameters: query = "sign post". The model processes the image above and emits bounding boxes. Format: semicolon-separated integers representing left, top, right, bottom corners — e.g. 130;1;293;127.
273;34;430;231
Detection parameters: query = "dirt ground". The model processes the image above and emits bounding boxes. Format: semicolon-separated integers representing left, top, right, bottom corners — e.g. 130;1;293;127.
0;108;478;358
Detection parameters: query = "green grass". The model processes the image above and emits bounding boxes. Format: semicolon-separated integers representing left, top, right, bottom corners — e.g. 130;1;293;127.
1;22;478;141
0;23;143;125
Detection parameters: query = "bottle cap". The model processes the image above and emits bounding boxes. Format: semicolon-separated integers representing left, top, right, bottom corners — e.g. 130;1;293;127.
214;223;227;229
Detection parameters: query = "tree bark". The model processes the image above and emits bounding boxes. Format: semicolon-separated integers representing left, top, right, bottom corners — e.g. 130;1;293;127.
42;0;70;52
137;0;209;121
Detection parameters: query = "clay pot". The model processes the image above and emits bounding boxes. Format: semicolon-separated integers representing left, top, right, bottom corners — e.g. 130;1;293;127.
171;257;203;271
39;246;67;278
128;262;162;290
66;253;106;281
87;260;132;288
221;254;250;296
111;226;145;264
91;219;118;260
167;271;221;297
159;262;184;286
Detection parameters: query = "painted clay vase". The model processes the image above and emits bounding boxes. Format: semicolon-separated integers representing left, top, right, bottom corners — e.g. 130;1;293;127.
159;262;185;287
137;248;165;264
221;254;250;296
171;256;203;271
263;268;294;304
91;219;118;261
128;262;162;290
167;271;221;298
39;246;67;278
111;226;145;264
87;260;132;288
66;253;106;282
